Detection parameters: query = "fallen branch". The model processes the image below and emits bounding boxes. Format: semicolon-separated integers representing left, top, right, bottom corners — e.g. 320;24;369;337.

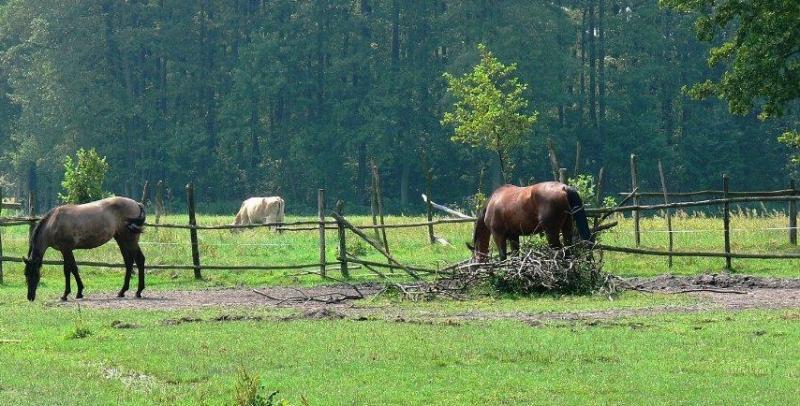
421;194;472;219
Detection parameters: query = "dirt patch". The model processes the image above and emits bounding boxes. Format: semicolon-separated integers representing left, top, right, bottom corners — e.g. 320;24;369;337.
56;274;800;323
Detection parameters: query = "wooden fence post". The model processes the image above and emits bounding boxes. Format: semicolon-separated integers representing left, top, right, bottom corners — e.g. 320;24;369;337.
318;189;326;276
335;200;348;278
558;168;568;184
0;186;4;284
28;189;36;244
140;180;149;204
186;183;202;279
658;161;673;268
426;169;435;244
722;174;732;270
155;180;164;224
574;141;582;176
547;138;560;181
630;154;641;247
371;163;391;270
790;180;797;245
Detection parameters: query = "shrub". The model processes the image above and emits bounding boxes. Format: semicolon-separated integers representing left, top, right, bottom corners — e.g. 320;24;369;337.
59;148;110;204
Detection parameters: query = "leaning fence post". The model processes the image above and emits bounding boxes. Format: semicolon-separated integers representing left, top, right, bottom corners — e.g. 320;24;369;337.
0;186;4;284
318;189;326;277
789;180;797;245
658;161;673;268
630;154;641;247
335;200;348;278
558;168;568;184
722;174;732;270
186;183;202;279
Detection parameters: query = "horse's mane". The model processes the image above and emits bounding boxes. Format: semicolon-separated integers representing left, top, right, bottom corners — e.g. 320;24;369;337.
27;209;54;259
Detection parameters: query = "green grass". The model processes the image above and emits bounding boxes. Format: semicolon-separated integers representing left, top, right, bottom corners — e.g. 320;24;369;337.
1;212;799;404
0;297;797;404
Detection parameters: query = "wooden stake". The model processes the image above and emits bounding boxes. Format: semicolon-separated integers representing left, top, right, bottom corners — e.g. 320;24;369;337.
335;200;348;278
722;174;731;270
318;189;326;277
658;161;673;268
630;154;640;247
574;141;582;176
371;162;391;271
140;180;149;204
155;180;164;224
186;183;202;279
0;186;3;284
426;169;435;244
547;138;560;181
28;190;36;244
790;180;797;245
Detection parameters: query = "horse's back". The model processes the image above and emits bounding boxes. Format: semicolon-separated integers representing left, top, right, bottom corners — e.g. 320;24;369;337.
485;182;569;235
44;197;141;250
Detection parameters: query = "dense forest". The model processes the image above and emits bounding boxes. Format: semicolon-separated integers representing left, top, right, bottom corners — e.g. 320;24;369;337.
0;0;797;212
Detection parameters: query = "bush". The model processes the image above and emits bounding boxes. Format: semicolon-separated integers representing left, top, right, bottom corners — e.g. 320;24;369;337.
59;148;110;204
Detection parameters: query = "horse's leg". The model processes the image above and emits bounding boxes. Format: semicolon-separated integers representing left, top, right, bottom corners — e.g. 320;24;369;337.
65;250;85;299
493;234;508;260
545;227;563;249
509;235;520;256
561;218;574;247
60;250;72;301
115;237;134;298
133;241;145;299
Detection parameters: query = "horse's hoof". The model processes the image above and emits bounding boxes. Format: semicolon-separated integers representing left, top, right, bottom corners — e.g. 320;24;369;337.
76;294;84;299
60;296;68;302
117;292;125;298
135;292;142;299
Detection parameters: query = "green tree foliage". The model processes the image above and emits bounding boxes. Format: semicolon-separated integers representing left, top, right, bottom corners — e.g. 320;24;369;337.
442;44;539;183
660;0;800;163
0;1;796;211
660;0;800;119
59;148;110;204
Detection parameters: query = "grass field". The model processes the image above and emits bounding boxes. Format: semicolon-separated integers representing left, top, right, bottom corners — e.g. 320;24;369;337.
0;211;798;404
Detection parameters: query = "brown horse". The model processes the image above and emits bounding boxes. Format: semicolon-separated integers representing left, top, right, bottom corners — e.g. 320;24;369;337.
468;182;593;261
23;196;146;301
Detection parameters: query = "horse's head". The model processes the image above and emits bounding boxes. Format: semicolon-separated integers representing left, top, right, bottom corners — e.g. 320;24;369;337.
23;256;42;301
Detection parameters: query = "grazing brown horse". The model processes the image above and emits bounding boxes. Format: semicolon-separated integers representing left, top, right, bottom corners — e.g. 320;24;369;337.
23;197;146;301
467;182;593;261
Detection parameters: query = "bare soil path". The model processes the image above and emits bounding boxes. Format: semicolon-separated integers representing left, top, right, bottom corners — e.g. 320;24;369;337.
56;274;800;323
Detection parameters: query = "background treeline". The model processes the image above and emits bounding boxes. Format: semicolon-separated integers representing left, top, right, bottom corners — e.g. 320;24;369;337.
0;0;797;212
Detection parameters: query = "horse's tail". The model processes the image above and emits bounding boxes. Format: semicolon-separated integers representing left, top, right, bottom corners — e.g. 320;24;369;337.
565;186;594;243
467;206;488;255
126;202;146;234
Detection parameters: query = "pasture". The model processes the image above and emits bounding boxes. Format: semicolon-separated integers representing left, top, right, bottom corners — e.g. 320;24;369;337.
1;212;799;404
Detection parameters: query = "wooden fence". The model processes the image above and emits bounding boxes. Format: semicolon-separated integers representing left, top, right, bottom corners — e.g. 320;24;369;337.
0;182;472;284
1;167;799;284
593;156;799;269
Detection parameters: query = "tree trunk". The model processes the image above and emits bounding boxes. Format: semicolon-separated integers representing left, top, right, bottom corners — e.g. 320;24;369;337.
588;0;597;129
400;161;410;206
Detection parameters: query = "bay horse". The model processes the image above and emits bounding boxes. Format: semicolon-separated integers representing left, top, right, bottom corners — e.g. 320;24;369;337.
467;182;593;261
23;196;146;301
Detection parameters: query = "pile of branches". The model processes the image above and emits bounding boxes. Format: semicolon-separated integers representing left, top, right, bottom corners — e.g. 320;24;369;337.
445;242;618;296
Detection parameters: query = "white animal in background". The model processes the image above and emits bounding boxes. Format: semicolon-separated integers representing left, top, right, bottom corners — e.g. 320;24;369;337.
232;197;285;231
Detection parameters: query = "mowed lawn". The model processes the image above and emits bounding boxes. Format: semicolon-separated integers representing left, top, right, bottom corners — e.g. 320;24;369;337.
0;212;798;404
